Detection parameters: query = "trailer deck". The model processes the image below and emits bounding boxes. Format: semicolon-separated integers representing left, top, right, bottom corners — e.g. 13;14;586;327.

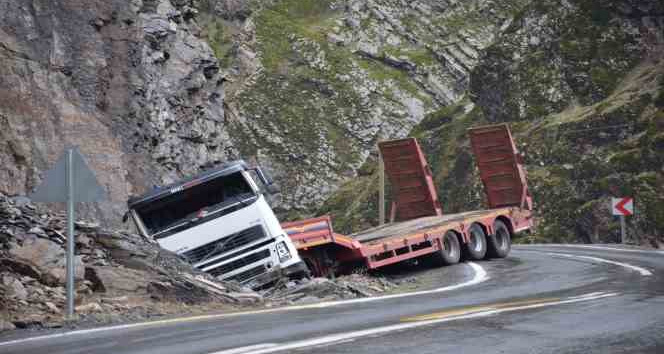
283;124;534;277
352;209;511;243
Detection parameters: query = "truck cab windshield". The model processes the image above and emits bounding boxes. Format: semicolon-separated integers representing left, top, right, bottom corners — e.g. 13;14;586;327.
136;172;257;238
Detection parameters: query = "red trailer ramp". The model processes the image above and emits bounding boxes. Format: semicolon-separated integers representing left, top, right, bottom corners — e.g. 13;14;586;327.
468;124;532;211
378;138;442;222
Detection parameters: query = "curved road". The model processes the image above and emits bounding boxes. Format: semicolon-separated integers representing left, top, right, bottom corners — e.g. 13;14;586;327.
1;244;663;354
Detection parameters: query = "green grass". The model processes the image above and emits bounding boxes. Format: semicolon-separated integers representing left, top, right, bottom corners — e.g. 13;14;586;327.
255;0;337;72
203;18;235;67
384;46;437;67
357;57;422;98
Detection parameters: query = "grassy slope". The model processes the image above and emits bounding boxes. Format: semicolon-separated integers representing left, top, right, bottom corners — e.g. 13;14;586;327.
318;0;664;246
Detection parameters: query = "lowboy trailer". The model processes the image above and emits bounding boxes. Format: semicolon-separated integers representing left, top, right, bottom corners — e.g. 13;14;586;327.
282;124;534;277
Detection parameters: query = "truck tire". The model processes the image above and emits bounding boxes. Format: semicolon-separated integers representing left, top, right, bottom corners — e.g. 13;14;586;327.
426;231;461;266
463;223;487;260
487;220;511;258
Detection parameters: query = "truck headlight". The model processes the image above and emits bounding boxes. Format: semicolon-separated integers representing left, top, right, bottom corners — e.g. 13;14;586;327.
276;241;291;262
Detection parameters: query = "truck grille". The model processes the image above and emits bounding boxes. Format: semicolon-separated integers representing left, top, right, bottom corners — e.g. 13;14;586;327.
207;249;271;278
227;265;268;283
182;225;266;264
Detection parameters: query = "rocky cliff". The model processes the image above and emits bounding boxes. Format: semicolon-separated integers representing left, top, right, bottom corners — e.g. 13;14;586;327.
320;0;664;246
1;0;662;244
1;0;230;226
1;0;534;225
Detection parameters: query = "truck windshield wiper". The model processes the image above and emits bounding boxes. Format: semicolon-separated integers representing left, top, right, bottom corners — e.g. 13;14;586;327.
152;219;194;239
227;193;255;207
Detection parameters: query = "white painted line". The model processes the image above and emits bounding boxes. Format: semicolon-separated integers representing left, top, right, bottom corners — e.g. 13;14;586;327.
544;244;664;255
290;262;488;309
211;343;278;354
547;252;653;276
0;263;488;347
210;292;618;354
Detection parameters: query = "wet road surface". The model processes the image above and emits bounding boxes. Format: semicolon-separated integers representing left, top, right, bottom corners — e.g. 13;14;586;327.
1;244;662;354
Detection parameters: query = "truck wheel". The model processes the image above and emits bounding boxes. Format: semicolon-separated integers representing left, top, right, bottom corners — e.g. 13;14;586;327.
487;220;511;258
463;223;487;260
427;231;461;266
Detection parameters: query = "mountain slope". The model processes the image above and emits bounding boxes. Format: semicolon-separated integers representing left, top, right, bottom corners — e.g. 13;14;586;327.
0;0;661;245
320;0;664;246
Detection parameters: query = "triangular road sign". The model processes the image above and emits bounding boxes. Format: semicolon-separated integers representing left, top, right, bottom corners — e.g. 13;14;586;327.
29;148;106;203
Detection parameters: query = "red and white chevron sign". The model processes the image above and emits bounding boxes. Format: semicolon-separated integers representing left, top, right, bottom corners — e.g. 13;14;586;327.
612;197;634;216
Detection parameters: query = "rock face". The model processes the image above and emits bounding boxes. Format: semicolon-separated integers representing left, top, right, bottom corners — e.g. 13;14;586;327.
10;238;85;286
219;0;533;217
1;0;536;225
0;0;230;227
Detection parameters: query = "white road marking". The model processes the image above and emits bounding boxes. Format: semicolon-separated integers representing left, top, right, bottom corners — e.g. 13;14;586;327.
543;244;664;255
211;343;278;354
0;263;487;347
547;252;653;276
289;262;488;309
210;292;618;354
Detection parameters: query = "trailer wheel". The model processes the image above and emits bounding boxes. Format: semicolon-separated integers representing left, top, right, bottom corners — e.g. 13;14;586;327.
463;223;487;260
426;231;461;266
487;220;511;258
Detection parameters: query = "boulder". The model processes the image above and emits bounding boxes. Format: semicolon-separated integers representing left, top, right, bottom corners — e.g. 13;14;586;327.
74;221;100;232
2;275;28;300
142;14;176;41
44;302;60;313
9;237;63;268
0;258;41;279
327;33;347;46
345;17;361;29
0;320;16;331
224;292;263;305
75;302;103;313
357;41;380;58
89;266;148;294
383;55;417;71
44;256;85;286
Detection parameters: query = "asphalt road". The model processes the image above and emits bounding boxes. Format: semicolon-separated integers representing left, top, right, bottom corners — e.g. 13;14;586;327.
1;244;663;354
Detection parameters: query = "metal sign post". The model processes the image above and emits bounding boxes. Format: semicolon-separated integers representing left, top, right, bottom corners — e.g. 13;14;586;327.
29;147;106;319
66;149;75;317
619;215;626;244
611;197;634;244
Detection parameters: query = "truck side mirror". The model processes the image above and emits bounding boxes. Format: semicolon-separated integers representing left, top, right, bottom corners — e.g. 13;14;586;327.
254;167;274;186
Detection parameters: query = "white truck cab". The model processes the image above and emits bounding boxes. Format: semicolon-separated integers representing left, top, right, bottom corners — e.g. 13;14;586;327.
126;161;307;289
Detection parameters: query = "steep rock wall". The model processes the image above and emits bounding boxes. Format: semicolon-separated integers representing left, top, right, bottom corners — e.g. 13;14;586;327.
0;0;230;226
